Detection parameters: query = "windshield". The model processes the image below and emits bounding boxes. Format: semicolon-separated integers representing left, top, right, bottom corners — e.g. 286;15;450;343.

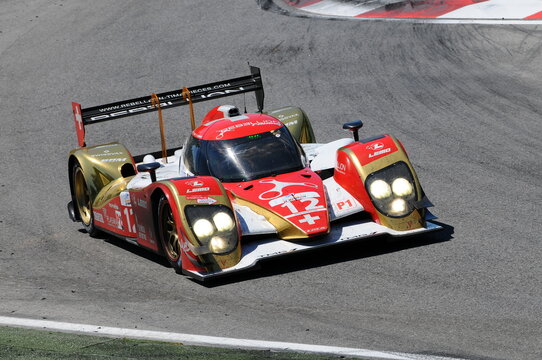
184;127;305;182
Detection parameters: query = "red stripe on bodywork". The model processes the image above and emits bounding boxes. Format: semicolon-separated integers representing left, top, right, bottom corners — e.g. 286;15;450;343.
357;0;488;18
525;11;542;19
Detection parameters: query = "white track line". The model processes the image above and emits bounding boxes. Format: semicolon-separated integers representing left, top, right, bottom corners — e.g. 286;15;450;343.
0;315;466;360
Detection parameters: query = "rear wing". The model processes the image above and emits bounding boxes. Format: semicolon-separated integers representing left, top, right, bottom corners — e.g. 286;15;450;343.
72;66;264;147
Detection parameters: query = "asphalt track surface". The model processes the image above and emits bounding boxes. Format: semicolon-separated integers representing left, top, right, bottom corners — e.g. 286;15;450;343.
1;1;541;359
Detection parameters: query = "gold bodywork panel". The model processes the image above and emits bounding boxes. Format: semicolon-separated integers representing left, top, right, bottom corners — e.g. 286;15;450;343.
69;142;135;204
266;106;316;144
93;176;133;210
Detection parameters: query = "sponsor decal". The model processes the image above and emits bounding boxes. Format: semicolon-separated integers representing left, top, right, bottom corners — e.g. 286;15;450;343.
120;192;131;207
215;119;282;139
102;158;128;163
137;199;148;209
91;101;174;121
108;203;119;210
186;195;217;204
258;179;318;201
74;106;83;131
336;199;354;210
336;162;346;174
186;187;210;193
284;120;298;127
92;152;123;157
366;142;385;151
187;180;204;187
189;83;234;95
197;198;217;204
90;85;246;122
93;211;104;223
306;226;327;233
258;250;288;258
368;148;391;158
193;87;243;100
106;210;122;230
269;191;319;207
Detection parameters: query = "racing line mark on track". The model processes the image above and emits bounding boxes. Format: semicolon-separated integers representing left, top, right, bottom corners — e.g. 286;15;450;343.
0;316;467;360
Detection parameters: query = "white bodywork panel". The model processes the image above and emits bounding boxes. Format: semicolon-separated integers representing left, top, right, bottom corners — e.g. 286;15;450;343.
323;177;364;220
302;138;354;172
233;203;277;235
127;149;186;190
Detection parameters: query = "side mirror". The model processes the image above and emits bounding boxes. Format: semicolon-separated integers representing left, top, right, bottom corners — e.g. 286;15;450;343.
342;120;363;142
137;162;161;183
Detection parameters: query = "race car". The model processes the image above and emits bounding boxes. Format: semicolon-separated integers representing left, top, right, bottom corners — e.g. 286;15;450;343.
67;66;441;281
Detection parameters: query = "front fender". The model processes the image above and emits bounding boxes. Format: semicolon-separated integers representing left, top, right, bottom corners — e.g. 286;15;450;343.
141;177;242;274
334;134;426;231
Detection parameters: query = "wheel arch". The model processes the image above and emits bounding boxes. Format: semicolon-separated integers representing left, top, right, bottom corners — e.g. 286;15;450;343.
151;187;167;255
68;155;81;220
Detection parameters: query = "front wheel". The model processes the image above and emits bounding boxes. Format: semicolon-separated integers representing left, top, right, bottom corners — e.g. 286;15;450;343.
72;163;99;237
157;196;182;273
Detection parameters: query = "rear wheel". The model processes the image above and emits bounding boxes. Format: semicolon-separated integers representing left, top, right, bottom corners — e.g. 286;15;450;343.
157;196;182;273
72;164;99;237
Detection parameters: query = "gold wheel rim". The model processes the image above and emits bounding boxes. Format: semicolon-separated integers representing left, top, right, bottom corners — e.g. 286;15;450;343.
161;203;180;261
74;167;92;225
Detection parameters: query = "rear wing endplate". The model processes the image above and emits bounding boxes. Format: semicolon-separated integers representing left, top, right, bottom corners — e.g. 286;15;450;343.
72;66;264;147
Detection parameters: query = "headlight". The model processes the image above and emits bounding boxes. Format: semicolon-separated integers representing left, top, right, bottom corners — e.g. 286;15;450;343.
392;178;413;197
193;219;214;238
213;212;235;232
369;180;392;199
365;162;417;218
209;236;235;253
389;198;407;215
184;205;238;255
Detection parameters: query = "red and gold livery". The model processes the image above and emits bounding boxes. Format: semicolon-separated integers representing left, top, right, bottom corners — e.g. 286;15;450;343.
67;67;441;281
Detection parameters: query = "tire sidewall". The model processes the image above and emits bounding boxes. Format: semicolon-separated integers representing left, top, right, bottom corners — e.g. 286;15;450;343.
157;195;182;272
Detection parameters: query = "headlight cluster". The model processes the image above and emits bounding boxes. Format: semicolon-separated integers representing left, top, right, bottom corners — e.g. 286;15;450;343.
365;162;417;218
184;205;238;255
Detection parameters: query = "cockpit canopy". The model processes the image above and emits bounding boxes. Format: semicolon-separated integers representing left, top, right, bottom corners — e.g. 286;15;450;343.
184;124;305;183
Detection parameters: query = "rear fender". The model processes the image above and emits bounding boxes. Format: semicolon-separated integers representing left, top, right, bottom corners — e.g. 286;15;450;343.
334;135;425;231
266;106;316;143
68;143;136;209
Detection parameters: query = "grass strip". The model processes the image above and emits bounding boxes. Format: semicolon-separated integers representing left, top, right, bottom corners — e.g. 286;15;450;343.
0;326;358;360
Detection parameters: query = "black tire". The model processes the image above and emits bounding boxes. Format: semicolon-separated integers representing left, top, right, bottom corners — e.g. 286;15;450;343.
72;163;99;237
157;195;182;273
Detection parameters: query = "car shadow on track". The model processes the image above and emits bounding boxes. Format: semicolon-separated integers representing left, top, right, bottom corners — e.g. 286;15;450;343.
202;221;454;287
83;230;173;269
90;222;454;287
